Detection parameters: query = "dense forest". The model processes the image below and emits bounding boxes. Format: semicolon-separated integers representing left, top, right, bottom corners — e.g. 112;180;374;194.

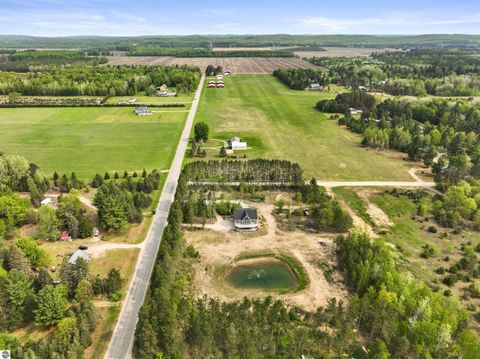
0;50;107;72
0;65;201;96
129;47;295;57
2;34;480;49
91;169;161;230
273;68;328;90
133;165;480;357
309;49;480;96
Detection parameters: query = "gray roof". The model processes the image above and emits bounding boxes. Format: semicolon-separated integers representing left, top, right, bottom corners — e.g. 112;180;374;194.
134;106;148;113
68;249;90;264
233;208;257;221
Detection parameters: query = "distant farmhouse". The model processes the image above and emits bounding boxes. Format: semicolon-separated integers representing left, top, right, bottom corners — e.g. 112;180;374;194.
233;208;258;231
118;97;137;105
134;106;153;116
156;84;177;97
228;136;247;150
350;108;363;115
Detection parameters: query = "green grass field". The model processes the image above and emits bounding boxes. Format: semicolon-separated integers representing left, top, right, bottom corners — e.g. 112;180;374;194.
0;107;186;179
194;74;413;181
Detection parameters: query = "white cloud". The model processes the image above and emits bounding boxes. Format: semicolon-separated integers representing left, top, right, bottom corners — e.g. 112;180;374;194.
295;13;480;33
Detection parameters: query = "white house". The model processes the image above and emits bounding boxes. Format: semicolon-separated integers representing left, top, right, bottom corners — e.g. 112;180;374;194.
233;208;258;231
228;136;247;150
134;106;153;116
40;198;52;206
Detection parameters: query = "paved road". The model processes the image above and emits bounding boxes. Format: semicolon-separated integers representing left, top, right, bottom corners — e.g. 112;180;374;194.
105;73;205;359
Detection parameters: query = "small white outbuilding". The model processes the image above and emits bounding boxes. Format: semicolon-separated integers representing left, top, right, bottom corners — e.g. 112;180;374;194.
40;198;52;206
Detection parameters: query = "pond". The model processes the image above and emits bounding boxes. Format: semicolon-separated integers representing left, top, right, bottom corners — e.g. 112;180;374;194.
226;259;298;290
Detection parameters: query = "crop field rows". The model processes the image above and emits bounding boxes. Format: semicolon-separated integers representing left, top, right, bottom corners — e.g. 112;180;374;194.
106;56;318;73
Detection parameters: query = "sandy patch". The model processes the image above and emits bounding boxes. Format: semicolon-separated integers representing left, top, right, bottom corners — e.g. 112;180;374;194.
357;190;393;228
366;203;393;227
185;195;348;311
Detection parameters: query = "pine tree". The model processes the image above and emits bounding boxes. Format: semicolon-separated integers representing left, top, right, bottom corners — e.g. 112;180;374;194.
34;284;68;326
35;267;53;290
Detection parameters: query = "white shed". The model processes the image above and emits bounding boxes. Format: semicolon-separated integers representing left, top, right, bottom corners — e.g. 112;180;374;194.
40;198;52;206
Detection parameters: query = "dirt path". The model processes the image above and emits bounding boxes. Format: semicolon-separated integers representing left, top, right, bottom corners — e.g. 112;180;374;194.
79;196;96;210
407;167;423;182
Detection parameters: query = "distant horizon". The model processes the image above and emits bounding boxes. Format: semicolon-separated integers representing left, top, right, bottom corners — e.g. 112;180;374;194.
1;33;480;38
1;1;479;37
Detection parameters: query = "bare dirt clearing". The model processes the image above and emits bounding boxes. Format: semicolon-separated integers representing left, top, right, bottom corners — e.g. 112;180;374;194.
106;56;318;73
185;193;348;311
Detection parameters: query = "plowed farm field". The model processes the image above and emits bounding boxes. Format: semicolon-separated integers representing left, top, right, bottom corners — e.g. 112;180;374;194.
106;56;318;73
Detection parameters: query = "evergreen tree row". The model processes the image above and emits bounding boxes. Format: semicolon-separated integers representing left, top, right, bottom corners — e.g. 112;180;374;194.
182;159;303;183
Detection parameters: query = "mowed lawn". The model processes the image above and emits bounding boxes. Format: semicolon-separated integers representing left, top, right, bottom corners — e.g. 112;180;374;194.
194;74;413;181
0;107;186;179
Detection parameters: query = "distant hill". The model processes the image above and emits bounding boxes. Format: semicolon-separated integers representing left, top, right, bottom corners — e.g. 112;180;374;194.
1;34;480;50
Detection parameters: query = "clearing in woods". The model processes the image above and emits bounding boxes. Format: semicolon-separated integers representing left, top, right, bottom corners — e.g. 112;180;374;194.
0;107;187;179
194;74;414;181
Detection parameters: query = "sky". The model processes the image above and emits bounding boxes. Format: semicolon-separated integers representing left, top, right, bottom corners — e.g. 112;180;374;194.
0;0;480;36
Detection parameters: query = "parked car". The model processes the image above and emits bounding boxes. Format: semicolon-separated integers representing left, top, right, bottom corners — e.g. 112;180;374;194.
93;227;100;237
79;245;88;250
152;209;156;215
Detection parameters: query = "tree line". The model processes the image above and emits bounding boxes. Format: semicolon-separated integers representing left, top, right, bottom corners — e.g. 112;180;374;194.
0;65;201;96
273;68;328;90
182;159;303;183
0;50;107;72
129;47;295;57
309;49;480;96
316;91;376;113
